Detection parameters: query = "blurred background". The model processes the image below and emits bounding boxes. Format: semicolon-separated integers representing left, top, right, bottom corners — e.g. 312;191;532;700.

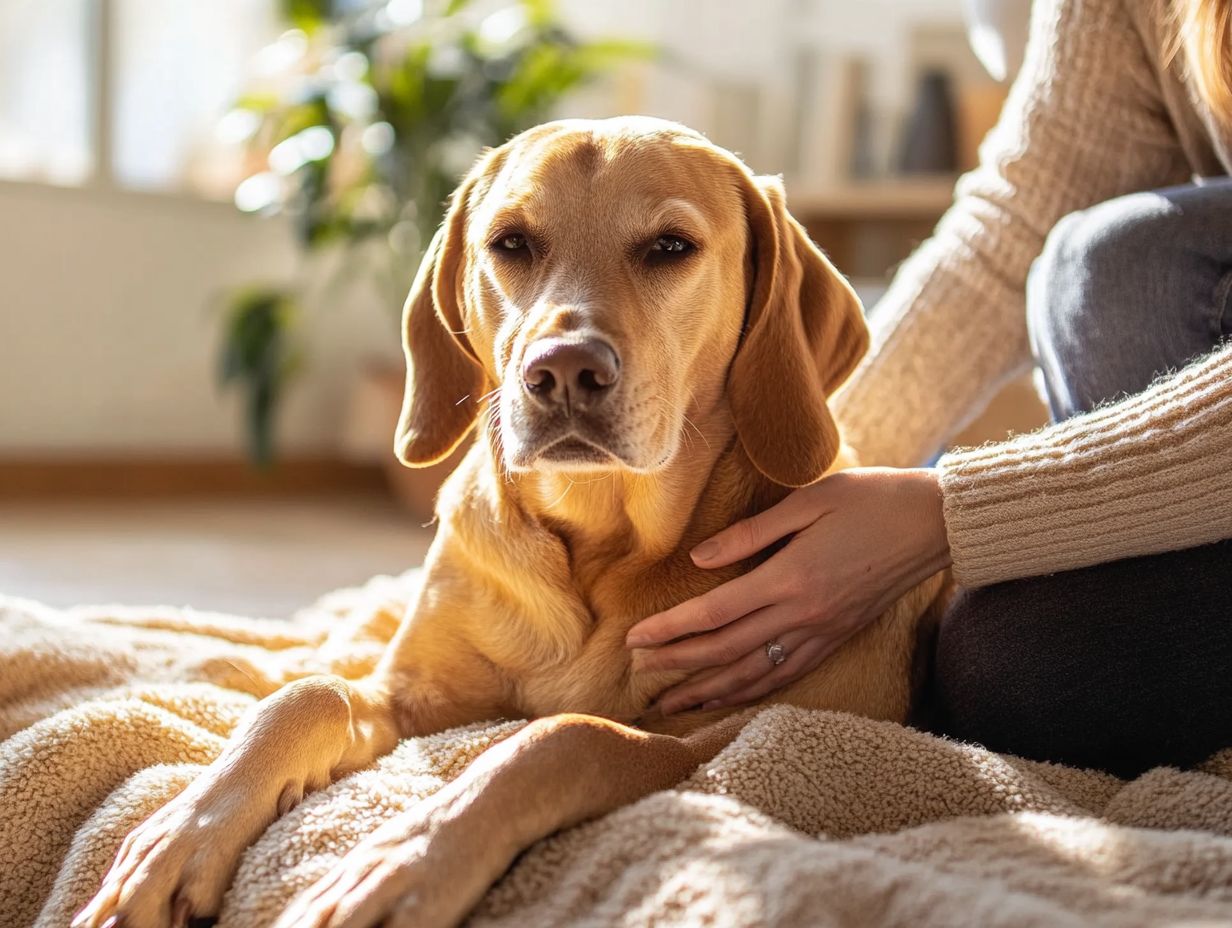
0;0;1038;614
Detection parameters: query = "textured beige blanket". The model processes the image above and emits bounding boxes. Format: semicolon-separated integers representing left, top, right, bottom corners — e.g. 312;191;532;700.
4;573;1232;928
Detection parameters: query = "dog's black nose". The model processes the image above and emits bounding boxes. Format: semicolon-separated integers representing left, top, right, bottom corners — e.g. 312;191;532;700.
522;337;620;411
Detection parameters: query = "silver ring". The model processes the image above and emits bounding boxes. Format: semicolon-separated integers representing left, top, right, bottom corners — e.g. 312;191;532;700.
765;640;787;666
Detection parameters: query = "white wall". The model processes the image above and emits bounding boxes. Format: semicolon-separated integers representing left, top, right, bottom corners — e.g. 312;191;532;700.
0;180;399;455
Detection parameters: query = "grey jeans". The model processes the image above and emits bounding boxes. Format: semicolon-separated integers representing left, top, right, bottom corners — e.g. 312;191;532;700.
1028;179;1232;420
926;179;1232;777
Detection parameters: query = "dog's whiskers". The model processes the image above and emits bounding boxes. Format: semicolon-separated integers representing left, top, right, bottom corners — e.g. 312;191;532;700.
681;414;711;452
476;386;503;405
543;474;576;510
679;386;714;453
480;407;513;486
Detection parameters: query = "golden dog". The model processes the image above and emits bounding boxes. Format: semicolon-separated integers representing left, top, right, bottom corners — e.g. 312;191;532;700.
76;117;945;928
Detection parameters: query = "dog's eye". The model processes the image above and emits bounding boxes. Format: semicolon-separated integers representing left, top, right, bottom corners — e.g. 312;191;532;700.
492;232;529;255
644;234;696;266
650;235;693;256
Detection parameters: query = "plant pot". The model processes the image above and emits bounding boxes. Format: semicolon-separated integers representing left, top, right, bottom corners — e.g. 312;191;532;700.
344;364;471;523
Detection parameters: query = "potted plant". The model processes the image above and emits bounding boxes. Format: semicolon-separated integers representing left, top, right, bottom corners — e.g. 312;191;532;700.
217;0;647;515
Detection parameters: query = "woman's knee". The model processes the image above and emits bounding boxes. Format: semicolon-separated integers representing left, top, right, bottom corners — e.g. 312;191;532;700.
1033;192;1178;304
1027;187;1230;419
1027;194;1179;416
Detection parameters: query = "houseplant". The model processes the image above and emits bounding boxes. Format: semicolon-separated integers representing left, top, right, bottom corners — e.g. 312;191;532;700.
218;0;647;482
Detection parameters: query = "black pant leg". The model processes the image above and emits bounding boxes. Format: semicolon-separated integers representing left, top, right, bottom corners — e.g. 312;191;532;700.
925;537;1232;778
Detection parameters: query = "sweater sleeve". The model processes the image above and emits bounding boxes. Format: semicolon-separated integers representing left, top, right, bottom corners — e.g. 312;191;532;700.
830;0;1192;468
938;344;1232;587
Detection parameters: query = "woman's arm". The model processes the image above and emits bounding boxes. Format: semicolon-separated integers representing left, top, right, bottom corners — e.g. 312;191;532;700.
833;0;1192;468
941;343;1232;587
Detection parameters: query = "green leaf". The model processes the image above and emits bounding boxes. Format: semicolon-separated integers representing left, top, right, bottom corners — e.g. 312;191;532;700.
280;0;330;34
234;91;282;113
574;38;658;65
273;96;332;146
520;0;557;29
217;287;302;468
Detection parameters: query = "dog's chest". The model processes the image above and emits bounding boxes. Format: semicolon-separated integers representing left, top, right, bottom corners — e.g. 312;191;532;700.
512;557;740;722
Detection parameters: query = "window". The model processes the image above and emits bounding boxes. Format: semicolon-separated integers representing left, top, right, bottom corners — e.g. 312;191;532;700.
0;0;94;185
0;0;281;196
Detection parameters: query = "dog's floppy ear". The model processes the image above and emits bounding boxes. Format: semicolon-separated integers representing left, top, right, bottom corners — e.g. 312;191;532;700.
394;179;488;467
728;175;868;487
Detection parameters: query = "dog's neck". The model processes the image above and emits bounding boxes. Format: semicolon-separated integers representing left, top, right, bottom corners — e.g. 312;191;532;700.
493;409;766;570
518;452;725;561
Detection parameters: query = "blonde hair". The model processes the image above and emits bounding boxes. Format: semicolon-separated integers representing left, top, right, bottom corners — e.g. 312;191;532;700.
1169;0;1232;116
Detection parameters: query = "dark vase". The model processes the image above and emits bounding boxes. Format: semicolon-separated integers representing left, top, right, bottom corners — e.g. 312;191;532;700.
898;69;959;174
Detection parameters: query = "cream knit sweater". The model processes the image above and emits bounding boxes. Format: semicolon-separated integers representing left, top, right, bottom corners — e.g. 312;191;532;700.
832;0;1232;587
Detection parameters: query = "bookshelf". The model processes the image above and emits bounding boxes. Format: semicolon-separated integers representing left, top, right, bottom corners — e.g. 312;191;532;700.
788;176;958;280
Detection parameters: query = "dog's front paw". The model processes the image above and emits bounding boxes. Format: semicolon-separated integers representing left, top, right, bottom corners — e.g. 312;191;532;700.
73;780;286;928
274;803;498;928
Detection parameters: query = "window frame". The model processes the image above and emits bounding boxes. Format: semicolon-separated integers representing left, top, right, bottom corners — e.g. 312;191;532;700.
0;0;247;210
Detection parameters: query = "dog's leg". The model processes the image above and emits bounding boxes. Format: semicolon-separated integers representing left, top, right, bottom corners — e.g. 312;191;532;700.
73;674;399;928
275;710;753;928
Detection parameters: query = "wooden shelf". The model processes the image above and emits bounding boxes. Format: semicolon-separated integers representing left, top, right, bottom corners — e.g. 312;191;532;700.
787;176;958;220
785;176;959;280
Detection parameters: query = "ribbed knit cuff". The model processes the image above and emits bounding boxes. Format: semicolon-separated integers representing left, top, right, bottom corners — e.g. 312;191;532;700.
938;346;1232;588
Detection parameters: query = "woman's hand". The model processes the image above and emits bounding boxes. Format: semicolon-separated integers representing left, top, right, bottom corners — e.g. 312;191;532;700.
626;467;952;715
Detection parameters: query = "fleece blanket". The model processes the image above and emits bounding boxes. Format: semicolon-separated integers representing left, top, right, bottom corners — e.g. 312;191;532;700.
4;572;1232;928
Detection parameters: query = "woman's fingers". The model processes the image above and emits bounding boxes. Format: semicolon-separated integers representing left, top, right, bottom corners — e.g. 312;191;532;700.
699;634;837;711
633;603;798;674
625;564;784;648
653;628;816;715
689;486;823;569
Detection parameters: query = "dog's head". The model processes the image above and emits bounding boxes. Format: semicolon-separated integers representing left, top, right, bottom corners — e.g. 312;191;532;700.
395;117;867;488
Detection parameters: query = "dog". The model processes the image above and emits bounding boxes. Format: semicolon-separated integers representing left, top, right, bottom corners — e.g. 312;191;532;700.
75;116;947;928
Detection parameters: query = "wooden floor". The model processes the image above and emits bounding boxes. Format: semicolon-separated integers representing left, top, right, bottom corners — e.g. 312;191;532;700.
0;492;435;617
